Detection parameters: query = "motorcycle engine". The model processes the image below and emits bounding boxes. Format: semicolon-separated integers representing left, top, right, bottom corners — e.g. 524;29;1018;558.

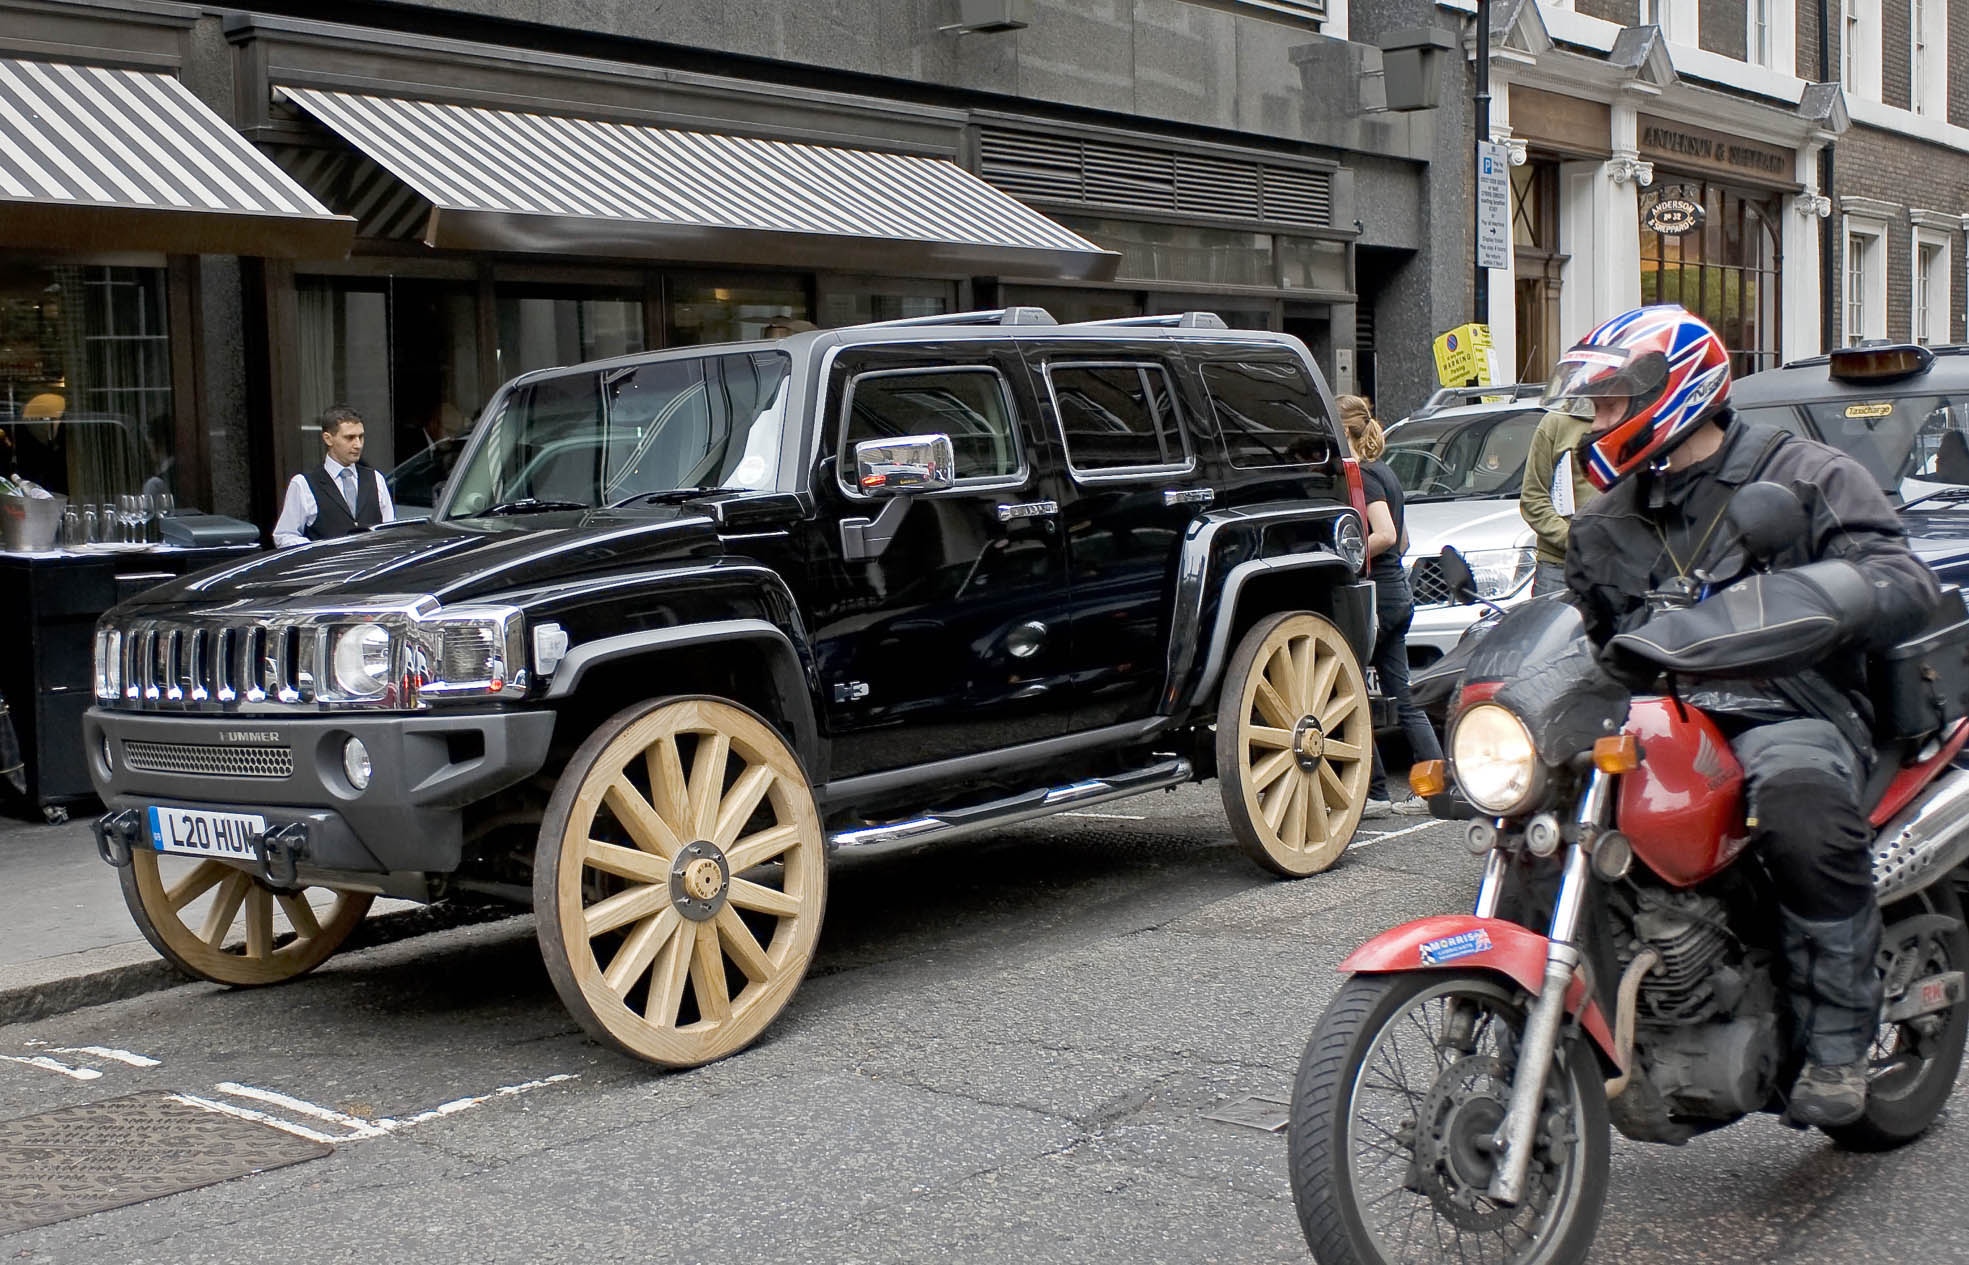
1621;888;1783;1121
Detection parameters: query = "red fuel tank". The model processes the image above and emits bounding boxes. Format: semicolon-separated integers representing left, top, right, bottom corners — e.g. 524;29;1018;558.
1617;698;1751;887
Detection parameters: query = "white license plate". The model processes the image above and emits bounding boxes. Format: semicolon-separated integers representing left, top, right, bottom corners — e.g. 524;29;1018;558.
145;805;268;860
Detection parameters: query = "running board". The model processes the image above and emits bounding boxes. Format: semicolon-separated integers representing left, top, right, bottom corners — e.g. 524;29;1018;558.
827;758;1193;853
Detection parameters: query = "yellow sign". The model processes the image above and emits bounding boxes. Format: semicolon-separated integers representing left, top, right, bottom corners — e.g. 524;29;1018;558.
1845;402;1894;419
1433;323;1495;387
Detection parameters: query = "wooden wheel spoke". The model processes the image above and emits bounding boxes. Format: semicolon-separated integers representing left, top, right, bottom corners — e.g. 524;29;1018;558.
1247;725;1294;750
647;738;690;835
1262;771;1302;832
1291;637;1317;713
583;839;672;886
276;892;323;941
725;823;800;874
727;877;801;918
602;907;679;996
1319;761;1351;815
1308;650;1341;717
687;731;732;840
166;860;228;912
243;886;274;960
1305;776;1332;844
1251;747;1297;793
646;919;697;1026
1254;677;1297;730
690;921;733;1024
711;763;775;849
1322;690;1360;730
1280;773;1308;848
714;905;774;982
1322;738;1364;763
584;882;673;940
605;777;682;859
198;872;252;948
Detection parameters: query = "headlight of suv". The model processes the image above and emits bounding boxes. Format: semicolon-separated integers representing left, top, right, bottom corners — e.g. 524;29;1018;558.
329;624;394;699
407;606;527;700
1449;702;1544;816
1458;547;1538;600
94;628;123;701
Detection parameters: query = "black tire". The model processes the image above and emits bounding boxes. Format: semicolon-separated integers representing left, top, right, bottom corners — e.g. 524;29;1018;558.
1824;882;1969;1152
1289;972;1611;1265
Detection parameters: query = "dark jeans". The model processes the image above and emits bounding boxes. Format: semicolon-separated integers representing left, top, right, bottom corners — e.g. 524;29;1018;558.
1368;578;1445;800
1532;559;1567;596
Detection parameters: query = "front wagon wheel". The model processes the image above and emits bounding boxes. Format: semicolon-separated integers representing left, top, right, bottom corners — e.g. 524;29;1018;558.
535;696;827;1069
120;853;373;987
1216;611;1372;876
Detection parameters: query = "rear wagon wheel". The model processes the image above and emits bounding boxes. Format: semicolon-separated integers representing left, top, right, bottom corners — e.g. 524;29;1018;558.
535;696;827;1069
1217;611;1372;876
120;853;373;987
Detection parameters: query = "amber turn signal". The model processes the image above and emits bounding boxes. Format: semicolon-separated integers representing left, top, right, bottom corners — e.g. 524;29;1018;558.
1409;760;1448;798
1592;735;1640;773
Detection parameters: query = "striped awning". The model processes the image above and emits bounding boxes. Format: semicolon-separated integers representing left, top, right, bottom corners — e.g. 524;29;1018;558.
274;87;1119;282
0;58;353;258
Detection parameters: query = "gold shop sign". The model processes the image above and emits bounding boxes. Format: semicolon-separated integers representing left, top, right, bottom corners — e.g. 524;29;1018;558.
1638;116;1796;188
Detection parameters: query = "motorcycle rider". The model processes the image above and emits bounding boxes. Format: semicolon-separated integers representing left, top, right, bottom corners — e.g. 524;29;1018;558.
1550;306;1941;1128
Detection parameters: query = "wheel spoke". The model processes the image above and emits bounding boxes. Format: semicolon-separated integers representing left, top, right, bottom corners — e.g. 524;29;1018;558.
711;763;775;849
1280;773;1308;849
1307;647;1341;717
1254;677;1296;730
1251;747;1297;793
647;737;691;836
584;882;673;940
687;731;732;840
1322;689;1359;730
166;860;229;912
1323;738;1363;762
728;876;801;918
1262;770;1301;832
277;891;323;941
646;919;697;1026
1320;760;1351;810
715;904;775;982
726;822;801;874
690;919;733;1024
605;776;682;859
242;886;274;959
1291;636;1316;713
1305;775;1332;844
198;871;251;948
1247;725;1294;750
583;839;672;886
602;907;679;996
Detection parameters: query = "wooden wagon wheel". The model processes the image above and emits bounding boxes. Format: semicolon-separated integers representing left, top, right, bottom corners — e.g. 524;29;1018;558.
120;852;374;986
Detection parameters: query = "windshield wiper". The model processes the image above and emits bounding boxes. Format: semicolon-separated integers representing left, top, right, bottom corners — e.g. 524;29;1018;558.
474;498;590;517
1899;485;1969;511
606;486;725;509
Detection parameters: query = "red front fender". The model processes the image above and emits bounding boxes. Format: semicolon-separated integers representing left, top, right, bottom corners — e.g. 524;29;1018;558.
1340;915;1622;1068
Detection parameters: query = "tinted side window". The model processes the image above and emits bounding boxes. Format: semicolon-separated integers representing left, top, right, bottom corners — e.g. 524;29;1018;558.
1049;363;1189;473
1201;359;1336;468
841;368;1020;482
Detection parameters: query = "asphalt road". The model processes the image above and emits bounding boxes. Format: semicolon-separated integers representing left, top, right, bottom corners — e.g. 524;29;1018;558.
1;783;1966;1264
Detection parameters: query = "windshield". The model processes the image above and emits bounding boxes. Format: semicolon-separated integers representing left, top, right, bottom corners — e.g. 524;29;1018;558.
443;350;792;517
1384;408;1542;499
1788;394;1969;497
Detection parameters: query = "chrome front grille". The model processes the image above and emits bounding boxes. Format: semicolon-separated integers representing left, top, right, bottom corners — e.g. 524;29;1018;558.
110;617;318;710
1409;556;1451;607
122;740;295;779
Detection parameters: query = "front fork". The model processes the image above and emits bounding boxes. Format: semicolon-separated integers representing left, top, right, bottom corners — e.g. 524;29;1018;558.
1484;769;1612;1206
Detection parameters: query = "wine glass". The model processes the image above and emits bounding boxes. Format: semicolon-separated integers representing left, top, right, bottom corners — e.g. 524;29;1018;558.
118;494;142;545
154;493;175;546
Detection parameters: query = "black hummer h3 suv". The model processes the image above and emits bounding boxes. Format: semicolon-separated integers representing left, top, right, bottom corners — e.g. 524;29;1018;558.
86;308;1375;1067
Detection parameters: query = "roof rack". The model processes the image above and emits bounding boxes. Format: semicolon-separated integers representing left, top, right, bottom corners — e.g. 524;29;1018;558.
856;307;1058;329
1409;381;1545;418
1077;312;1230;329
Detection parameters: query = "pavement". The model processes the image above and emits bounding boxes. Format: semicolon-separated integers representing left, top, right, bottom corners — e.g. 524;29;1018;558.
0;812;508;1025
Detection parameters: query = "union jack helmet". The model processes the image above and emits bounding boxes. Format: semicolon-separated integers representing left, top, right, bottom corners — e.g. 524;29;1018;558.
1542;305;1733;491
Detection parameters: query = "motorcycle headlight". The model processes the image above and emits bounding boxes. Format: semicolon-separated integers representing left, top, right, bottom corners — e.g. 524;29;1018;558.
1459;547;1538;599
330;624;394;698
1450;702;1544;816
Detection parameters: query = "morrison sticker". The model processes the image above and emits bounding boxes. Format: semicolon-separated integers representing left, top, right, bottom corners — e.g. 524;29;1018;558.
1419;928;1493;966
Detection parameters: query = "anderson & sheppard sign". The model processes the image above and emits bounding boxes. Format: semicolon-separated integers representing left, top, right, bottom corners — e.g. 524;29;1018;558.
1638;117;1795;187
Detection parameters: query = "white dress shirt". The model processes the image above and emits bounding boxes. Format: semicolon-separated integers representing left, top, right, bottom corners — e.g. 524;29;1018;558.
272;456;396;548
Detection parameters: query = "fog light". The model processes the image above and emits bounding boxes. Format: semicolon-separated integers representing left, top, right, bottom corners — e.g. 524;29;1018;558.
343;736;372;790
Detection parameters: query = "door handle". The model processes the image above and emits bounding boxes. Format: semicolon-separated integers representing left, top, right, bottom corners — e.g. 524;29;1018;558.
1162;488;1215;507
996;500;1059;522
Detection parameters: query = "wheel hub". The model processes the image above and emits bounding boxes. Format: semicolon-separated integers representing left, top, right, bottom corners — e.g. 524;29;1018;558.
669;841;731;921
1291;714;1327;771
1406;1054;1553;1229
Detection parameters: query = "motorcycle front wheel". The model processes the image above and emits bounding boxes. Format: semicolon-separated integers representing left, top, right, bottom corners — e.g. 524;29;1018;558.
1289;972;1610;1265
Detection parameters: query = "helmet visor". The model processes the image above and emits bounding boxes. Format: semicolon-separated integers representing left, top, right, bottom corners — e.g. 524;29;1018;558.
1541;346;1670;424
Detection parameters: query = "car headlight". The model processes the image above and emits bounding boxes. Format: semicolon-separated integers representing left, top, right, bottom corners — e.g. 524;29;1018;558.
1450;702;1544;816
330;624;394;698
1459;547;1538;599
410;606;526;699
94;628;122;701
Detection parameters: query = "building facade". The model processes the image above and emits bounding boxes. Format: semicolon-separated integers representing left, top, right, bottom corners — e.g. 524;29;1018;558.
0;0;1484;529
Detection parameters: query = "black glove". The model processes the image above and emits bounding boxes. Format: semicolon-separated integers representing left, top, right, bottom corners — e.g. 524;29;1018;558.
1596;640;1663;693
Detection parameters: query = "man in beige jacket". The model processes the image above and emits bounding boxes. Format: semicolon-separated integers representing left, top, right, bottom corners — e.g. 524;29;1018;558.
1519;408;1595;594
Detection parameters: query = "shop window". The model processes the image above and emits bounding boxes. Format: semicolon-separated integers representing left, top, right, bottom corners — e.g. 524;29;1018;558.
1914;230;1952;345
1639;181;1782;375
1046;363;1191;474
0;262;170;506
818;276;955;328
1278;238;1349;293
1001;286;1143;325
1199;358;1337;469
1844;220;1887;343
669;275;808;346
496;287;643;381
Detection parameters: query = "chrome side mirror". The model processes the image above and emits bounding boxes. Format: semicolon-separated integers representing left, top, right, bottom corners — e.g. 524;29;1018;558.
854;434;956;496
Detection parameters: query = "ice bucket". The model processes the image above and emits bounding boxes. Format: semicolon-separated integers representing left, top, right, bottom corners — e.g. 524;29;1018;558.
0;492;67;552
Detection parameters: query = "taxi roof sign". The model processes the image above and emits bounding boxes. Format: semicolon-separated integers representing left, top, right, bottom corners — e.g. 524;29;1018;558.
1829;343;1934;382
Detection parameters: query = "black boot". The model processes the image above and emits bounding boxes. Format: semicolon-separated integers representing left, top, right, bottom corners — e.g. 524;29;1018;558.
1780;904;1883;1128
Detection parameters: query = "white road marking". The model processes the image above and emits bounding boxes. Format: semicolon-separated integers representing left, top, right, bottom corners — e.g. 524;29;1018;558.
1350;820;1444;847
187;1074;582;1144
217;1082;389;1139
376;1076;580;1130
54;1046;161;1067
1060;810;1147;820
169;1093;342;1145
0;1054;103;1081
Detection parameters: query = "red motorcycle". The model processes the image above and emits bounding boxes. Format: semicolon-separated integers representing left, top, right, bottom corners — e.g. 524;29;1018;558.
1287;494;1969;1265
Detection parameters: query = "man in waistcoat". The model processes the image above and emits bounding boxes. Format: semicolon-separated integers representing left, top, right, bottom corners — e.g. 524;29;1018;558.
272;405;395;547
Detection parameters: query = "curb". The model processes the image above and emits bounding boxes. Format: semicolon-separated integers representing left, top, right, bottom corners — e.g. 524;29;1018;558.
0;902;527;1028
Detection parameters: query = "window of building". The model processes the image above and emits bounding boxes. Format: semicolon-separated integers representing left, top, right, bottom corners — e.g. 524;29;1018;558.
1844;220;1888;343
1911;0;1947;117
1914;228;1953;345
1199;358;1337;469
1747;0;1772;66
1841;0;1881;101
816;275;955;329
1046;363;1190;475
0;262;169;506
1644;0;1697;43
668;274;808;347
495;286;643;382
1639;181;1783;376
